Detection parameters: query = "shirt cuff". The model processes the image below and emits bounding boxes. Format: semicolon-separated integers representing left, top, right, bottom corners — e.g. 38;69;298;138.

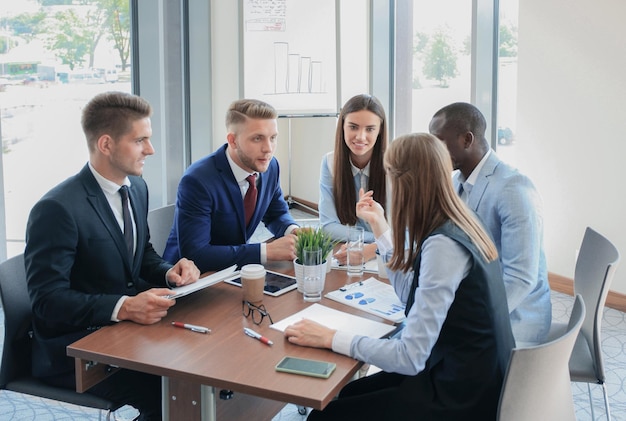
331;330;357;356
285;224;299;235
375;228;393;256
111;296;128;322
165;267;174;287
260;243;267;264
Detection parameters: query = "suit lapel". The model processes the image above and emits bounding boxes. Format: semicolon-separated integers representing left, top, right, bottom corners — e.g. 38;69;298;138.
467;153;499;211
215;146;248;232
80;166;135;272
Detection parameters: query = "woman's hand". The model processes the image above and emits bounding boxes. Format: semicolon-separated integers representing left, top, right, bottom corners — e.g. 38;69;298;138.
284;319;336;349
356;188;389;236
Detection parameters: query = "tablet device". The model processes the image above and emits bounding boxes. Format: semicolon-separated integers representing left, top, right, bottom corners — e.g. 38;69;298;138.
275;356;336;379
224;270;297;297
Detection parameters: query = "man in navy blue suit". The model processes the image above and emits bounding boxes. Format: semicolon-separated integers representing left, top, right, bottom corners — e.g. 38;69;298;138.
164;99;299;273
25;91;200;420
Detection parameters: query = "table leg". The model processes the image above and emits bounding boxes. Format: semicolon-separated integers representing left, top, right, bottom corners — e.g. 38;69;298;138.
162;377;217;421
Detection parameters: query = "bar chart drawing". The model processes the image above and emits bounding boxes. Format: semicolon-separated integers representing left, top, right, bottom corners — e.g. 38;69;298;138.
274;43;325;95
243;0;338;114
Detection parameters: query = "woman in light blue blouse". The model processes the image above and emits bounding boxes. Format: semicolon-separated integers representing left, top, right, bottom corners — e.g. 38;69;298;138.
285;133;514;420
319;94;388;264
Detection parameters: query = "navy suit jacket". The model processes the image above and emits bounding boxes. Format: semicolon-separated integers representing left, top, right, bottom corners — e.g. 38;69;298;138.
24;164;172;378
163;144;296;273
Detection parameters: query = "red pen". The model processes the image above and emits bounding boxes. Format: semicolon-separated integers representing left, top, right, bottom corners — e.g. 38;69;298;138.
172;321;211;334
244;327;273;346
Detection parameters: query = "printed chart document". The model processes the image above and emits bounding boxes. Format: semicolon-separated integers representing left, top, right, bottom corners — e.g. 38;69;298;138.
325;277;406;323
270;303;397;338
331;257;378;273
167;265;239;299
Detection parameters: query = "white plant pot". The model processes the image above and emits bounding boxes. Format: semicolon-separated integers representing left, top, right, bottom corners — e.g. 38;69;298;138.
294;258;328;293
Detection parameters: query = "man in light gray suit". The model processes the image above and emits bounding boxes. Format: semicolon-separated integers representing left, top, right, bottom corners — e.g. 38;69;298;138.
429;102;551;345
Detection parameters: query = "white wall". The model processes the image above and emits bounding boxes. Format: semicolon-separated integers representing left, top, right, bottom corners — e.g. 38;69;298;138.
517;0;626;293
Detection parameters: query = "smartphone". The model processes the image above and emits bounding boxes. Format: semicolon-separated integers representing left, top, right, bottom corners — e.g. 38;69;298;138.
275;356;336;379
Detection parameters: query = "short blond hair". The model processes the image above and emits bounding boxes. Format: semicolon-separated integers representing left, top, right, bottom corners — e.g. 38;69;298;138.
225;99;277;132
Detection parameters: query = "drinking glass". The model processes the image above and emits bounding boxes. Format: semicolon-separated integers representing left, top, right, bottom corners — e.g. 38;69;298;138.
303;248;324;302
347;226;364;277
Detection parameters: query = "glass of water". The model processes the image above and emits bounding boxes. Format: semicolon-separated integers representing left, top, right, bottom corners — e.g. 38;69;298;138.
347;226;365;277
303;248;324;302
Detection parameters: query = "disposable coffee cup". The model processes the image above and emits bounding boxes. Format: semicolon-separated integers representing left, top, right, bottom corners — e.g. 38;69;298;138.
240;264;266;304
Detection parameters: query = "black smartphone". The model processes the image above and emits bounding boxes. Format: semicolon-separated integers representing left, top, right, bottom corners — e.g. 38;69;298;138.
275;356;336;379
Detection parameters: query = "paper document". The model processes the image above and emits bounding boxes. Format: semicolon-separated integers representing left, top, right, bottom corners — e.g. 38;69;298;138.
270;303;397;339
325;277;406;323
331;258;378;273
167;265;239;299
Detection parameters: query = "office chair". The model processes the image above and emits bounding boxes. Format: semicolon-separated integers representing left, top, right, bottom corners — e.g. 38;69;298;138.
0;254;121;421
497;294;585;421
569;227;620;421
147;204;175;256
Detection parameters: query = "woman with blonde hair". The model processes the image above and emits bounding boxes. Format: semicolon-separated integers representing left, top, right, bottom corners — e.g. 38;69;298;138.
285;133;514;420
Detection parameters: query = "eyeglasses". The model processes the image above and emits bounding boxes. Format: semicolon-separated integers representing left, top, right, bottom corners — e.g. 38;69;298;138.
242;301;274;325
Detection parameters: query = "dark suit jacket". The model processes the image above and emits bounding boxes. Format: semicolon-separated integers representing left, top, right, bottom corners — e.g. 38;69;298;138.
163;144;296;272
24;164;172;378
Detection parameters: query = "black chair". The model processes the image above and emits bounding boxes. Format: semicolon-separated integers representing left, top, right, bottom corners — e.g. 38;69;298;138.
0;254;121;421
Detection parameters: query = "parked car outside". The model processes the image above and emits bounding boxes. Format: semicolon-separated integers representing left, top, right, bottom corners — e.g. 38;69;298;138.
497;127;515;145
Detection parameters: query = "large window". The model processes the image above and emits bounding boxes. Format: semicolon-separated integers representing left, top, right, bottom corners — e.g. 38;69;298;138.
0;0;131;258
496;0;519;165
410;0;472;132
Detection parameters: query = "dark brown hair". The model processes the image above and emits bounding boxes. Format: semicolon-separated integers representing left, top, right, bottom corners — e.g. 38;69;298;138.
333;94;388;225
81;91;152;152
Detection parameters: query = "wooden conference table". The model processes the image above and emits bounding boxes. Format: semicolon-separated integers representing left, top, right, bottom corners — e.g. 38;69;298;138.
67;260;394;421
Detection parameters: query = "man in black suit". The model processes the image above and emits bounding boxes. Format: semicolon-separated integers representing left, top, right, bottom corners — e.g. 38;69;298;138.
24;91;200;420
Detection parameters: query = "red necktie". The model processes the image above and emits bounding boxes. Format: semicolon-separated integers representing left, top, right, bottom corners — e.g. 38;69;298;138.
244;174;257;226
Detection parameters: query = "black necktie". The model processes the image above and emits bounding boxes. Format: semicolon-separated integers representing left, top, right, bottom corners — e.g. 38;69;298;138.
243;174;258;226
119;186;134;263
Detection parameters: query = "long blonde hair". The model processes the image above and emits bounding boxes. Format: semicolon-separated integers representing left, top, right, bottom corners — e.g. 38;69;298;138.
385;133;498;272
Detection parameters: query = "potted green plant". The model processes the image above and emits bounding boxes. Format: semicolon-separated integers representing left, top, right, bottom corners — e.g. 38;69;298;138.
294;227;337;292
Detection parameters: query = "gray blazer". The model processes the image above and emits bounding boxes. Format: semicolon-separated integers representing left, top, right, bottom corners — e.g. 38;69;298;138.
455;152;552;345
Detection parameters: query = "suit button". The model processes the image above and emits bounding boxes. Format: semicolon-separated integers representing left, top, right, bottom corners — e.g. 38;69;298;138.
127;282;134;288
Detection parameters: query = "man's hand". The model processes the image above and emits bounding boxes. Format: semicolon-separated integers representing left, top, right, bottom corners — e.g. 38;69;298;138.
284;319;336;349
166;257;200;287
267;233;297;261
117;288;175;325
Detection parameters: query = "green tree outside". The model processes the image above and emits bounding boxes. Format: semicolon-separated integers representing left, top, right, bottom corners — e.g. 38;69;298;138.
423;29;458;87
